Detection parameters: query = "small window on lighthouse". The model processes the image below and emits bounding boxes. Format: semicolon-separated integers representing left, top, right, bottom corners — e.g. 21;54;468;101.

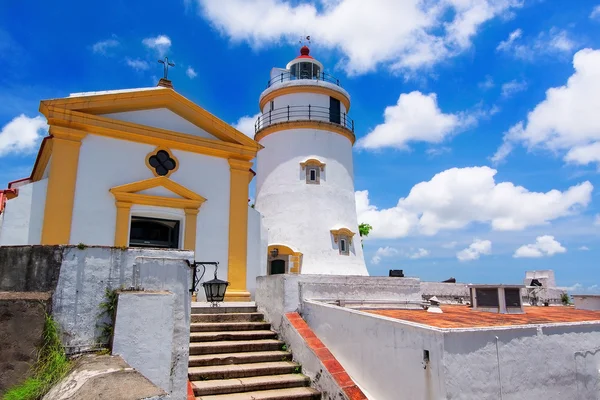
306;167;320;184
339;237;350;255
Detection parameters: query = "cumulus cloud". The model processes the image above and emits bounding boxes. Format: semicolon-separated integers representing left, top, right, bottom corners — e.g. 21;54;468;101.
496;27;576;60
233;113;260;138
356;91;473;150
126;58;150;71
92;37;119;55
409;248;429;259
513;235;566;258
142;35;172;57
492;49;600;166
456;239;491;261
194;0;522;75
562;283;599;294
501;79;527;98
371;246;399;265
479;75;495;90
356;166;592;239
0;114;48;157
579;246;590;251
590;5;600;20
186;66;197;79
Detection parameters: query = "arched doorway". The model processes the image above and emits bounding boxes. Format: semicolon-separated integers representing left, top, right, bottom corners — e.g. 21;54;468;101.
270;259;286;275
267;244;303;275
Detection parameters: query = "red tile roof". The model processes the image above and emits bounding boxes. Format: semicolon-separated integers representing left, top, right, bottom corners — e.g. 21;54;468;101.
366;305;600;329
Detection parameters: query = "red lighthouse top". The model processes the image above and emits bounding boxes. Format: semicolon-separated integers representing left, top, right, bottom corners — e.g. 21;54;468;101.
297;45;313;59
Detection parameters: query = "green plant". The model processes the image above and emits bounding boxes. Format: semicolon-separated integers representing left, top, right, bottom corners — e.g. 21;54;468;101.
98;288;119;350
4;314;71;400
76;243;87;250
560;292;571;305
358;223;372;238
293;365;302;374
281;344;288;351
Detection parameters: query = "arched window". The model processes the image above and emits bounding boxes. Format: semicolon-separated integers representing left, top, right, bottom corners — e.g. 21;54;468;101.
330;228;355;256
300;159;326;185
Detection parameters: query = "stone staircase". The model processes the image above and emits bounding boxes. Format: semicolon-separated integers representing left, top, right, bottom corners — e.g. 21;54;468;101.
188;303;321;400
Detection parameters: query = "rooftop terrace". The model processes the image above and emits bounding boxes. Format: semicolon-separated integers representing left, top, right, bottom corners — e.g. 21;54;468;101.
366;305;600;329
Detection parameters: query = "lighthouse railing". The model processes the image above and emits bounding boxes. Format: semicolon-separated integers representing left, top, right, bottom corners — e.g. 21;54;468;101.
266;71;342;88
254;105;354;134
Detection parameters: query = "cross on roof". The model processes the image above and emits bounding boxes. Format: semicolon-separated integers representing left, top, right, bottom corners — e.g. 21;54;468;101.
158;57;175;79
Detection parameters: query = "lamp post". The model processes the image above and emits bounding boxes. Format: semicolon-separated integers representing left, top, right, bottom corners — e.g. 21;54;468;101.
202;262;229;307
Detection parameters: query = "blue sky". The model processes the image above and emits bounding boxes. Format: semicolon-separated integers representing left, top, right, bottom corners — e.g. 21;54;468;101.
1;0;599;291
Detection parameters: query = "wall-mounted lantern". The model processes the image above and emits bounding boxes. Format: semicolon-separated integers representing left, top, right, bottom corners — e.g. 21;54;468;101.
202;262;229;307
270;248;279;258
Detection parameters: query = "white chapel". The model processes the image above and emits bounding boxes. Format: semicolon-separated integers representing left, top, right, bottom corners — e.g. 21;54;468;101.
0;46;369;300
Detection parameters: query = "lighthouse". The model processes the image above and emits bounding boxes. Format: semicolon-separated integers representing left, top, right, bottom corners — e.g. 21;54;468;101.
254;46;368;276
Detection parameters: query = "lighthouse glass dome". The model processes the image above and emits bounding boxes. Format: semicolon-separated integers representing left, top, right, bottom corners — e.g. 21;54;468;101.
289;60;321;79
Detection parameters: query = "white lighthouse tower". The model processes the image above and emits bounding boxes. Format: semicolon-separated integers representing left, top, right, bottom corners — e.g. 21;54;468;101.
254;46;368;276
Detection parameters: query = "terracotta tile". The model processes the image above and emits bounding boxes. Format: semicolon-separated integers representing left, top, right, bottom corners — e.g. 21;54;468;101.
332;371;354;388
187;380;196;400
297;327;316;339
289;318;306;329
323;359;344;374
314;347;335;361
344;385;368;400
305;336;325;349
286;312;303;320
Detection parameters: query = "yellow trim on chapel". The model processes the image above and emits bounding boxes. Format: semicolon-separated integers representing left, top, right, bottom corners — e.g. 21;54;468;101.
225;159;253;302
109;177;206;251
330;228;356;244
300;158;326;171
259;85;351;112
267;244;303;274
40;127;87;244
254;120;356;144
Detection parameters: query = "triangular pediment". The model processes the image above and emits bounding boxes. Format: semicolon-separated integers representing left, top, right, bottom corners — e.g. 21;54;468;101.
110;177;206;209
39;87;260;150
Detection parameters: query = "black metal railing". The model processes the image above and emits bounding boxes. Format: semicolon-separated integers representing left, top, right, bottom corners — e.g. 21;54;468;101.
267;71;342;88
254;105;354;134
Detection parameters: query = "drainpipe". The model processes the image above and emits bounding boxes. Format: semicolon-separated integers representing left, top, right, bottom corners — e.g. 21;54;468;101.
495;336;504;400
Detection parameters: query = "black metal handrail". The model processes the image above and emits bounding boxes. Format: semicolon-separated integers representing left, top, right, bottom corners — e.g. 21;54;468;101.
254;105;354;134
267;71;342;88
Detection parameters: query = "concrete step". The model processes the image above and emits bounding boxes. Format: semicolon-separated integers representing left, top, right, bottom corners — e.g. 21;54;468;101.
189;350;292;367
189;339;284;355
192;306;258;315
192;374;309;396
191;322;271;332
196;387;321;400
188;361;299;380
190;330;278;342
192;313;264;323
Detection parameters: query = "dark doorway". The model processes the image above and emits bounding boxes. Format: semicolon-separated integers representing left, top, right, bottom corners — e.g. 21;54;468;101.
270;259;286;275
329;97;341;124
129;216;180;248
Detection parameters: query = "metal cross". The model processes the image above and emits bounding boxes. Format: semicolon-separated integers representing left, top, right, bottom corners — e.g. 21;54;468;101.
158;57;175;79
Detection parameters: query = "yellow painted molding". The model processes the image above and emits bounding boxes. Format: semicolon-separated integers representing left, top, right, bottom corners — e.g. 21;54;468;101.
31;138;54;181
330;228;356;244
224;289;252;302
44;106;259;161
40;134;84;245
40;88;261;149
49;125;88;142
145;147;180;178
260;86;350;112
110;176;206;202
300;158;326;171
114;202;132;246
227;159;251;296
184;209;199;251
254;120;355;145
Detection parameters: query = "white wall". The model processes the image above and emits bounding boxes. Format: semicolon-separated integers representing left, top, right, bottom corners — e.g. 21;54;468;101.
0;179;47;245
261;92;348;116
255;128;367;275
102;108;218;140
443;324;600;400
69;134;231;273
302;300;446;400
246;206;268;299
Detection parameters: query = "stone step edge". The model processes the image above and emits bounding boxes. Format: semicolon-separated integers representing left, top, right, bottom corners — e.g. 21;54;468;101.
195;386;321;400
191;373;309;396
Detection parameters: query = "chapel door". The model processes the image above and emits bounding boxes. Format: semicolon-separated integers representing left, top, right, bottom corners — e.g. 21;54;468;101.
270;259;286;275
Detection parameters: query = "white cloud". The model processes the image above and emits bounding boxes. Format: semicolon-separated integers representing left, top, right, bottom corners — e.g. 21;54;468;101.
501;79;527;98
442;241;458;249
496;27;576;60
126;58;150;71
513;235;566;258
479;75;495;90
426;147;452;157
356;91;472;150
356;166;593;239
456;239;491;261
579;246;590;251
561;283;598;294
492;49;600;166
92;37;119;55
186;66;197;79
591;5;600;20
371;246;399;265
195;0;522;75
142;35;172;57
233;113;260;138
409;248;429;259
0;114;47;157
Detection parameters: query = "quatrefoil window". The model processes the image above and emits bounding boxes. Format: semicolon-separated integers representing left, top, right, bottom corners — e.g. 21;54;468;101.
146;148;179;177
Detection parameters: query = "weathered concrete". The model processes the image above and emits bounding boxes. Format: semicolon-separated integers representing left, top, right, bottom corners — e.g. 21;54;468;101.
113;291;175;394
573;294;600;311
255;274;421;330
0;292;51;396
0;245;63;292
43;354;168;400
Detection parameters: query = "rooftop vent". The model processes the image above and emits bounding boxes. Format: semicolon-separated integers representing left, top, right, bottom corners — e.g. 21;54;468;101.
389;269;404;277
468;285;525;314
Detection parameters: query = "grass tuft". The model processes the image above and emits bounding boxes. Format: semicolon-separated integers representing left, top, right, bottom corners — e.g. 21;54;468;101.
3;314;71;400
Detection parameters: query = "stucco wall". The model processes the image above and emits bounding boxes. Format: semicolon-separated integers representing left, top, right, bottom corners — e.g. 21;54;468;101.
246;206;268;299
0;245;63;292
443;323;600;400
69;134;231;274
260;92;348;117
255;129;367;275
303;301;446;400
0;179;47;245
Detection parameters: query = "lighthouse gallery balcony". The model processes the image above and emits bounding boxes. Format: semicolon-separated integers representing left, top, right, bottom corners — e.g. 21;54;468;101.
254;105;355;134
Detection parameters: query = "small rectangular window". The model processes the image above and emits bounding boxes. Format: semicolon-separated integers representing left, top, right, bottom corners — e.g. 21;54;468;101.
476;288;499;307
504;288;521;308
310;169;316;181
306;167;320;184
339;237;350;255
